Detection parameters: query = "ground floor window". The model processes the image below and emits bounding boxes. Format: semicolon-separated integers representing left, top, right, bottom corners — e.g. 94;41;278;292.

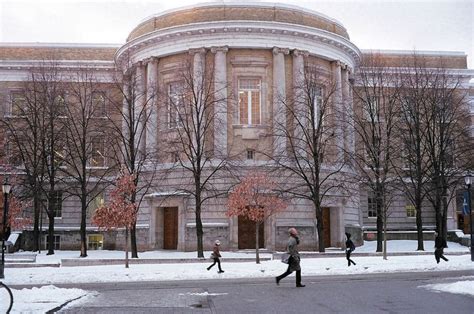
88;234;104;250
44;235;61;250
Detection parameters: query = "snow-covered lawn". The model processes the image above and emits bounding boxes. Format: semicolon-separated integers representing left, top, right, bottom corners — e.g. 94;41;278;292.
2;240;473;313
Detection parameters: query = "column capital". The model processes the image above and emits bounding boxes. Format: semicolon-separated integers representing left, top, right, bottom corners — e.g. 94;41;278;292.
332;60;342;68
292;49;310;58
143;56;159;65
272;47;290;55
189;47;207;55
211;46;229;54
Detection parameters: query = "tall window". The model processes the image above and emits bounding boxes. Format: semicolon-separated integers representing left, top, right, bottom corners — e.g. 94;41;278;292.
238;79;261;125
45;235;61;250
406;200;416;218
88;192;104;218
367;191;377;218
90;137;106;167
92;91;106;117
168;82;184;129
313;86;324;128
55;94;67;117
50;191;62;218
10;92;27;116
364;96;379;122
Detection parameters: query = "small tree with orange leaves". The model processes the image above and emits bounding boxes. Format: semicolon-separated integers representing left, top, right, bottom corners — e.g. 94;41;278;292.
227;173;287;263
92;171;137;268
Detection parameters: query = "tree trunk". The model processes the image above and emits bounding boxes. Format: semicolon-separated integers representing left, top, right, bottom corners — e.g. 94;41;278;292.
130;222;138;258
80;196;88;257
383;211;387;260
195;195;204;258
376;188;383;252
255;222;260;264
316;205;325;253
32;193;40;252
125;227;129;268
47;213;55;255
415;193;424;251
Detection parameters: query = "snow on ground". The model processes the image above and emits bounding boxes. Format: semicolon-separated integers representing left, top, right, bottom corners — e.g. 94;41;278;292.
422;280;474;297
3;240;473;313
0;285;92;314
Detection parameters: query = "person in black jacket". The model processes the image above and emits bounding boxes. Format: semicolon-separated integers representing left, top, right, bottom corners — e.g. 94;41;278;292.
434;232;449;263
207;240;224;273
345;232;356;266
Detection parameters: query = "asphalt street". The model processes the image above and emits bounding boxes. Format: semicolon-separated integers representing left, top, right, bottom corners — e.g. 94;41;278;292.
13;270;474;314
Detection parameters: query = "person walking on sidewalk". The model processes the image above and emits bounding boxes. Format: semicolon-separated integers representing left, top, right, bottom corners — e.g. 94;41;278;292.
345;232;356;266
434;232;449;264
207;240;224;273
276;228;305;287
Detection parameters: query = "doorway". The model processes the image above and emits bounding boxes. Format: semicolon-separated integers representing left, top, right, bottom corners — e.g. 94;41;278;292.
163;207;178;249
238;216;264;249
322;207;331;247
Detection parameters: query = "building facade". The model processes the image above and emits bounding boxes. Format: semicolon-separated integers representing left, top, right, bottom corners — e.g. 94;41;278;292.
0;3;472;252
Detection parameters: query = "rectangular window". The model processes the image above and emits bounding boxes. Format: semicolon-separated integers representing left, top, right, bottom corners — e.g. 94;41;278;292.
406;205;416;218
313;86;324;129
50;191;62;218
238;79;261;125
367;191;377;218
168;82;184;129
247;149;255;160
364;96;379;122
88;192;104;218
55;94;67;117
45;235;61;250
88;234;104;250
10;92;27;116
92;91;106;117
89;137;106;167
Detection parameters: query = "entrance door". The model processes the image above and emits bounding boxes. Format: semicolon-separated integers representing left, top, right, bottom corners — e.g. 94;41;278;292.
163;207;178;249
322;207;331;247
238;216;264;249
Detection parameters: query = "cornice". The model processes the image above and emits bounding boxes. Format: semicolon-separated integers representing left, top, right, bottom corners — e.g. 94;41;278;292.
116;20;361;69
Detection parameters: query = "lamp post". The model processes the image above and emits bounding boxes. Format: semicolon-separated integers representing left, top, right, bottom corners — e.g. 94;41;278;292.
1;178;11;279
465;173;473;262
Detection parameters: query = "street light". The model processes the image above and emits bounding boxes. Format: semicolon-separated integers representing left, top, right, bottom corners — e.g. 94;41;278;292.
1;178;11;279
465;173;473;262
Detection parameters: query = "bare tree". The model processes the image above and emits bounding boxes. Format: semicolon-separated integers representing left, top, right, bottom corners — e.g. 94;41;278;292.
59;67;115;257
0;60;66;254
163;50;228;258
351;53;402;258
106;56;159;258
272;62;345;252
419;60;472;241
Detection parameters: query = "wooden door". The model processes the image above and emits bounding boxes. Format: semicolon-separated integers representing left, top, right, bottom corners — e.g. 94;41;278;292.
322;207;331;247
238;216;264;249
163;207;178;249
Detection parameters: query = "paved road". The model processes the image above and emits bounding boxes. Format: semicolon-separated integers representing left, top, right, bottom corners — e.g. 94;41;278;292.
17;270;474;313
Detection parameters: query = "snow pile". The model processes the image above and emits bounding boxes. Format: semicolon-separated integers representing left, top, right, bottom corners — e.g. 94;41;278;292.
423;280;474;297
6;285;91;313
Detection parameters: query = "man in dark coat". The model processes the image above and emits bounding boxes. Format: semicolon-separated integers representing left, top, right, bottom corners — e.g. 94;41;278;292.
434;232;449;263
345;232;356;266
276;228;305;287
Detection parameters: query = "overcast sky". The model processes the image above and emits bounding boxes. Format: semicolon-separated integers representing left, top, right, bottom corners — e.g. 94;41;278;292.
0;0;472;67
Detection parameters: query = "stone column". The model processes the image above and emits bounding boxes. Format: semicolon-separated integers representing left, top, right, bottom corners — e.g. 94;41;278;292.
342;66;355;158
211;46;228;157
135;61;146;156
122;72;131;142
273;47;289;159
189;48;206;150
332;61;344;162
292;49;308;158
145;57;159;159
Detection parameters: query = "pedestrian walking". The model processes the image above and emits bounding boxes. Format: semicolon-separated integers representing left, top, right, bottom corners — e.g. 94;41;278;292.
434;232;449;264
345;232;356;266
207;240;224;273
276;228;305;287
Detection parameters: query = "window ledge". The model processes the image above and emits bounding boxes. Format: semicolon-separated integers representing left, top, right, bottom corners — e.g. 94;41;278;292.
86;166;108;170
232;124;268;140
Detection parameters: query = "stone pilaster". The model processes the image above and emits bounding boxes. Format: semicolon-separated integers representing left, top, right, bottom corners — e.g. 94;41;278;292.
135;61;146;156
145;57;159;159
292;49;309;158
332;61;344;162
211;46;228;157
272;47;290;159
341;66;355;159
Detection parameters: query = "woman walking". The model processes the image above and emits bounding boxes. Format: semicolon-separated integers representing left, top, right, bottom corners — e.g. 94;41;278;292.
276;228;305;287
207;240;224;273
345;232;356;266
434;232;449;264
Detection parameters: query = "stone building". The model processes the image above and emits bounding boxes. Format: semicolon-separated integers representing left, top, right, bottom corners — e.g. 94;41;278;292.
0;3;472;252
